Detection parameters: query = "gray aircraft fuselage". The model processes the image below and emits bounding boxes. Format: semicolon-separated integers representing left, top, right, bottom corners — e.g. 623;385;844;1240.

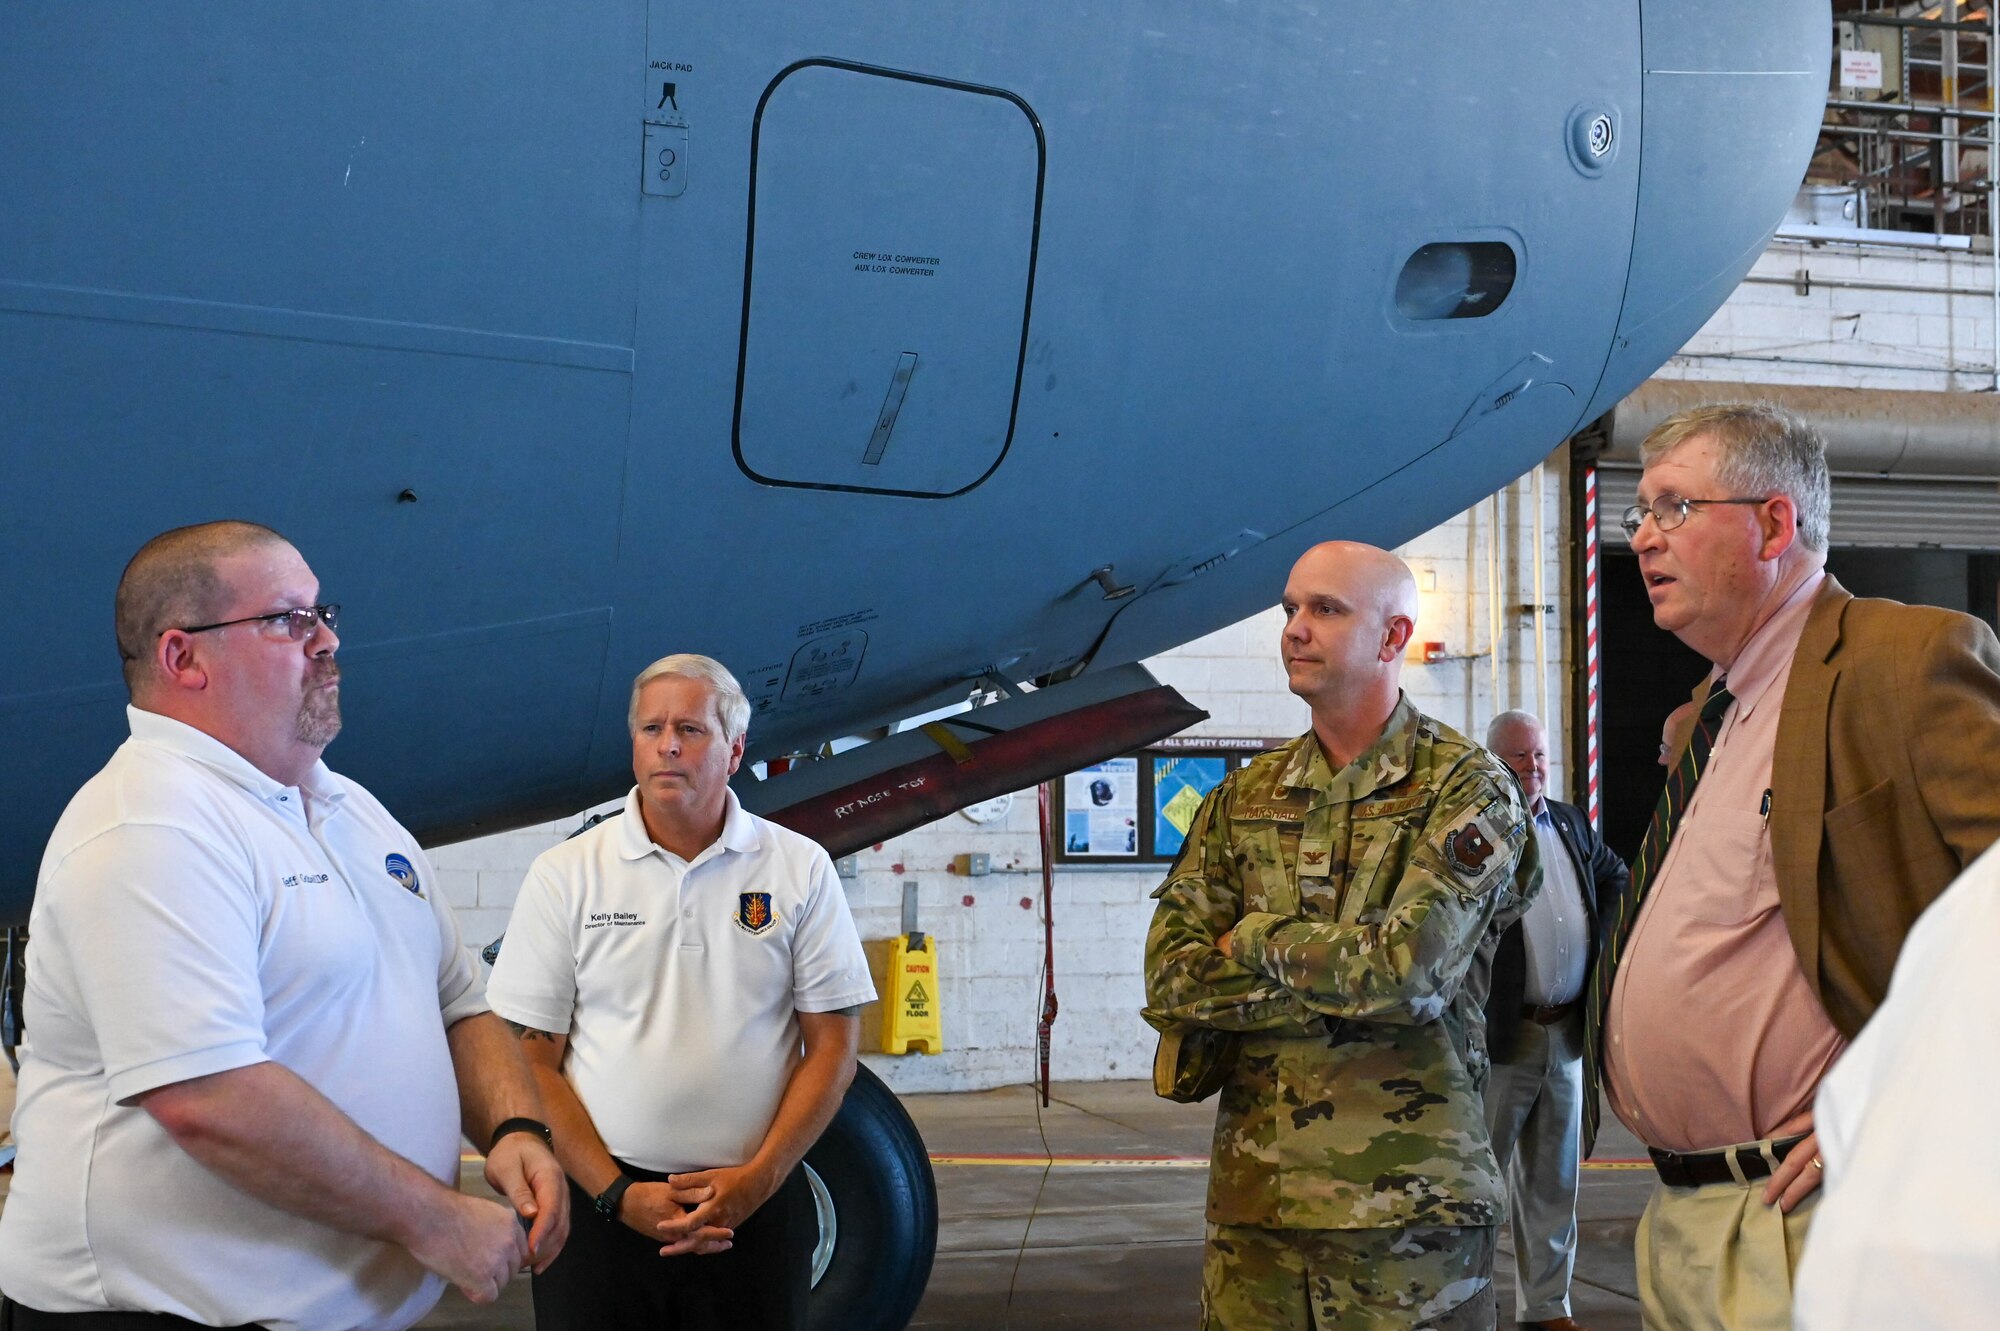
0;2;1830;923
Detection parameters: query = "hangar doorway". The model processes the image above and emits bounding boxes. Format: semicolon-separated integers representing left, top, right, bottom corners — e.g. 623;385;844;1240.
1596;545;2000;857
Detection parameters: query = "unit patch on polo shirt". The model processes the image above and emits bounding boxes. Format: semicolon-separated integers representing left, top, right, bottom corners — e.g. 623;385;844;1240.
384;852;423;898
736;891;777;935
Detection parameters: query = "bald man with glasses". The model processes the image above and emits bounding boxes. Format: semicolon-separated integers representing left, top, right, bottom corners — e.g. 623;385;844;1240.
1593;404;2000;1330
0;521;569;1331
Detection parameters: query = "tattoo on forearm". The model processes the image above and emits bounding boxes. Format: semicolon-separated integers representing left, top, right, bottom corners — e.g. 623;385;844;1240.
503;1018;555;1042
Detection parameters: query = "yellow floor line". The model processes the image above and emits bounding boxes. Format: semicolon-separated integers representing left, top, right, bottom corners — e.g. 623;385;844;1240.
932;1154;1208;1169
929;1155;1660;1171
463;1152;1660;1172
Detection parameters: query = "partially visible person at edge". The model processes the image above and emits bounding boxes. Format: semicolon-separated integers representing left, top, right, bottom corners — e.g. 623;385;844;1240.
486;653;876;1331
1480;709;1628;1331
0;521;568;1331
1145;540;1539;1331
1592;403;2000;1330
1792;839;2000;1329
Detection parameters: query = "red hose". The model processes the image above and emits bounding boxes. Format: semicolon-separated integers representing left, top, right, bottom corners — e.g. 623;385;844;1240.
1036;782;1059;1108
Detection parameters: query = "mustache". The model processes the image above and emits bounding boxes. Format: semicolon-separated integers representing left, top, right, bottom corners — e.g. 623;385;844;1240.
308;660;341;687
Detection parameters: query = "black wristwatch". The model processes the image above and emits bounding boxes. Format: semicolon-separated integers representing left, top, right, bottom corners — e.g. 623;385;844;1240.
489;1117;553;1152
594;1173;634;1223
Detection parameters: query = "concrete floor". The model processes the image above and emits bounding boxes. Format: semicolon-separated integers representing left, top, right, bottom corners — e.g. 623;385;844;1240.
898;1081;1650;1331
418;1078;1651;1330
0;1063;1648;1328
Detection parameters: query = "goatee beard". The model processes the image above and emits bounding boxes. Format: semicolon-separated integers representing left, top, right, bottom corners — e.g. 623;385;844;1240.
298;661;343;747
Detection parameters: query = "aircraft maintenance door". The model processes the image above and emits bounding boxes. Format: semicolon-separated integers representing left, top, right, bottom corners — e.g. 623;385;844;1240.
732;60;1044;498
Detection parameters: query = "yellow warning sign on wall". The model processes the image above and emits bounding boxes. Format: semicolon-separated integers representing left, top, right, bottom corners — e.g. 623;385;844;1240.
875;934;942;1055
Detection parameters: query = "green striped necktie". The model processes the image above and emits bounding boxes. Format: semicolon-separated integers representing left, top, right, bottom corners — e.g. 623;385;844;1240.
1582;678;1735;1146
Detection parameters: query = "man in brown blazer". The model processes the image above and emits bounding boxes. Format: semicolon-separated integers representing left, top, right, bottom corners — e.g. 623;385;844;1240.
1589;402;2000;1331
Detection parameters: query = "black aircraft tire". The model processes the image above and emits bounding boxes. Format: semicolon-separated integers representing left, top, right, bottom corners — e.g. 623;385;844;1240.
804;1063;939;1331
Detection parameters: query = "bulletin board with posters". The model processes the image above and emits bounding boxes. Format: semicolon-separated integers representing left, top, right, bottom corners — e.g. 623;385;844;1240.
1050;738;1284;864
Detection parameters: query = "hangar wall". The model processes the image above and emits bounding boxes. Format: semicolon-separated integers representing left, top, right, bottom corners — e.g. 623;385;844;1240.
1665;235;1997;392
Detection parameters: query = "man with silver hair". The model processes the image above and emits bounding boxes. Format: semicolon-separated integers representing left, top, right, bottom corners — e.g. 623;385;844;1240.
486;653;876;1331
1480;709;1625;1331
1588;403;2000;1330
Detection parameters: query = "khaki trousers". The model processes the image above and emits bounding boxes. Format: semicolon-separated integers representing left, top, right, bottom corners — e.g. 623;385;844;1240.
1635;1169;1817;1331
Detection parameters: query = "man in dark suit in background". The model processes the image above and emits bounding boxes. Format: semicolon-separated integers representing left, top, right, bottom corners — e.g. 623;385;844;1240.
1481;709;1628;1331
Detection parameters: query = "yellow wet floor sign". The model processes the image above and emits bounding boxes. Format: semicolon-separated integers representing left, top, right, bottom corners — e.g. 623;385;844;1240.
880;933;942;1055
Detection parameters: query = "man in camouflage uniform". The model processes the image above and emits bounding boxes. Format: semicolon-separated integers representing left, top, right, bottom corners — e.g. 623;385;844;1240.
1146;541;1539;1330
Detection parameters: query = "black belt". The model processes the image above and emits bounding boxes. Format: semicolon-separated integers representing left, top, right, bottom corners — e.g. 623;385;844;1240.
1647;1134;1809;1189
2;1297;266;1329
1521;1001;1578;1025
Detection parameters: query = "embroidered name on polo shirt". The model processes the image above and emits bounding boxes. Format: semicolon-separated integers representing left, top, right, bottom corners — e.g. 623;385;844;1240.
281;872;331;887
585;912;646;929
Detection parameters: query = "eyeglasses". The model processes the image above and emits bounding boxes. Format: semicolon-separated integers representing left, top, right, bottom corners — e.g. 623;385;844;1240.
1620;494;1770;541
179;604;341;640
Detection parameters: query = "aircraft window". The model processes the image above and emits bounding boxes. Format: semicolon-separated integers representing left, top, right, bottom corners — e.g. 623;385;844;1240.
1394;242;1517;320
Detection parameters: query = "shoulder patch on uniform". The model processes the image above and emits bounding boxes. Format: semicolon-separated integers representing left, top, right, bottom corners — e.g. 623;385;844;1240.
1425;797;1522;897
1443;822;1497;877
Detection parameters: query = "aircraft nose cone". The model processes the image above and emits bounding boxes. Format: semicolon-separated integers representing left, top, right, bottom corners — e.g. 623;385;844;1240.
1585;0;1831;418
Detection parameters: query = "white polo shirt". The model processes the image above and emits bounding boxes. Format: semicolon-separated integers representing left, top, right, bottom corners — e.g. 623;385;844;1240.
486;788;875;1174
0;708;486;1331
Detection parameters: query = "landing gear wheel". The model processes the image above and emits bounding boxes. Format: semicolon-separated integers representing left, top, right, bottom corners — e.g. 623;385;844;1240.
804;1063;938;1331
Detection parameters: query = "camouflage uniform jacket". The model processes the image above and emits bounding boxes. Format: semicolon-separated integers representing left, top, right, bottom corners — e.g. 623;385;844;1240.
1143;696;1540;1231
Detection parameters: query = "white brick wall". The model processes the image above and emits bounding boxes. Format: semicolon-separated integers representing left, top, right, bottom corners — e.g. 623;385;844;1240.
1669;238;2000;390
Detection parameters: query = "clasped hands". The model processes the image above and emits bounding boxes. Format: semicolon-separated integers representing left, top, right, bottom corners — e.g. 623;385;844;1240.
619;1160;783;1256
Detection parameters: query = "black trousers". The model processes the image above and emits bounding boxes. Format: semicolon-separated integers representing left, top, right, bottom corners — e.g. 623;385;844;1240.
532;1162;815;1331
0;1301;261;1330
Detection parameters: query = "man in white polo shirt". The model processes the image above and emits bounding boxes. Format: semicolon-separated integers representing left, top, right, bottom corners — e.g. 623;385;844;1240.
487;653;875;1331
0;521;568;1331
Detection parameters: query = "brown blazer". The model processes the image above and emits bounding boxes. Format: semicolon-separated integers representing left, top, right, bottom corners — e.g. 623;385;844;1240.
1762;574;2000;1038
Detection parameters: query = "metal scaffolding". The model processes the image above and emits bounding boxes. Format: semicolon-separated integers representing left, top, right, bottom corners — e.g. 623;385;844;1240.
1818;2;2000;237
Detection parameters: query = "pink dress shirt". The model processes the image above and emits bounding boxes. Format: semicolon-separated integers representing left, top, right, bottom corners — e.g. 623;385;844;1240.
1605;571;1846;1153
